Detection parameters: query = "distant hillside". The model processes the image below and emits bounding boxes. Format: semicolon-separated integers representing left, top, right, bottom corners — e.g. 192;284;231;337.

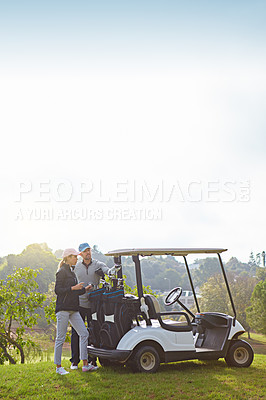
0;243;258;294
0;243;58;293
0;243;114;293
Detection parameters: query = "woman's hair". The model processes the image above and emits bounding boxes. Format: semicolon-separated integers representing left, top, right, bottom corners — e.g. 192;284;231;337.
57;256;71;272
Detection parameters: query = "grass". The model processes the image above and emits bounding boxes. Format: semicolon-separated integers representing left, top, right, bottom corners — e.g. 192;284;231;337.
241;332;266;355
6;333;71;364
0;356;266;399
1;356;266;400
0;333;265;400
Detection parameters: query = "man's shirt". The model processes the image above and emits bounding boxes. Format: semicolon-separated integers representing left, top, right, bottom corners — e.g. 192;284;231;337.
74;259;109;308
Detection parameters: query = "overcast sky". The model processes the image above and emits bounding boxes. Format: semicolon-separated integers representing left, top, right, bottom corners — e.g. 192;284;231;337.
0;0;265;263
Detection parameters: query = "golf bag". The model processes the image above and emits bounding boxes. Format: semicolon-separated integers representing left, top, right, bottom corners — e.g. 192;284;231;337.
89;288;139;350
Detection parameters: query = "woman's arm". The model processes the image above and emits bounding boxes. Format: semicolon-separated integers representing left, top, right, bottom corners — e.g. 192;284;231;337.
55;269;71;295
55;269;86;295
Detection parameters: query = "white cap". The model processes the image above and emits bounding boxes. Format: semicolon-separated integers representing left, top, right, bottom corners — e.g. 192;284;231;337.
62;248;80;258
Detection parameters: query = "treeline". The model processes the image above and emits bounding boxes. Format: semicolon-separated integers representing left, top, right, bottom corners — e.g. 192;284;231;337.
0;243;264;293
0;243;113;293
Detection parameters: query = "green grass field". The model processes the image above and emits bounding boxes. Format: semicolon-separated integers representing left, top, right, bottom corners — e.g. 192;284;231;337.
0;356;265;400
0;333;265;400
242;332;266;355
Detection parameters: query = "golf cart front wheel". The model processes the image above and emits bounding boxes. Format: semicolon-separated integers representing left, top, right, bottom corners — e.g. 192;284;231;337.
130;346;160;373
225;340;254;368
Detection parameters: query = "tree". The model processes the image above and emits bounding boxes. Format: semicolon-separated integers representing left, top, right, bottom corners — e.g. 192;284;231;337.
191;258;220;287
54;249;63;259
198;274;230;314
199;273;257;335
225;257;252;276
256;253;261;266
231;275;257;335
43;282;57;340
0;268;45;364
0;243;59;293
256;267;266;282
246;279;266;334
248;252;256;267
262;251;266;267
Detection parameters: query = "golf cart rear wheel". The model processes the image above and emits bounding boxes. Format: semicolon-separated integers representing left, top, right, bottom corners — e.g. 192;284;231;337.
225;340;254;368
130;346;160;373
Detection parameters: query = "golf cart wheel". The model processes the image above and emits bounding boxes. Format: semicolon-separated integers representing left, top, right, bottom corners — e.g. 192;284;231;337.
225;340;254;368
130;346;160;373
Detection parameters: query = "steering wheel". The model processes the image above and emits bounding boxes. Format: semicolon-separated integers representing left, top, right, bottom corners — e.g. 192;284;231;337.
164;287;182;306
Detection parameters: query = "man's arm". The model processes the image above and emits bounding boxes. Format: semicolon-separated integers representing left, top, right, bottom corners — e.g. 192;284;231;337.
96;261;110;275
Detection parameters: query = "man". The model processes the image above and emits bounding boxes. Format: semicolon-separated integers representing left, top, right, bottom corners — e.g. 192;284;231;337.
70;242;110;369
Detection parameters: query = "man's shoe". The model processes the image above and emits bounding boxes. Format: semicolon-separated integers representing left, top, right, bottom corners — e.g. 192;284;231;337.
82;363;98;372
56;367;69;375
70;363;78;370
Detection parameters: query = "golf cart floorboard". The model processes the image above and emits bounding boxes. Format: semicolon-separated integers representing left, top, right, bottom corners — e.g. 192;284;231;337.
164;348;225;363
196;348;220;352
195;347;225;360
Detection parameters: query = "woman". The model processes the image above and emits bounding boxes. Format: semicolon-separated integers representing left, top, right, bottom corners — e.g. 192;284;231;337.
54;248;98;375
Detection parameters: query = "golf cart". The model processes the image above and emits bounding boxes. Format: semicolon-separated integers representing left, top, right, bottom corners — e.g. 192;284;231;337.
87;248;254;373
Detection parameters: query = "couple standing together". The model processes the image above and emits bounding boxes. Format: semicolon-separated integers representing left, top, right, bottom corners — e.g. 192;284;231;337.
54;242;110;375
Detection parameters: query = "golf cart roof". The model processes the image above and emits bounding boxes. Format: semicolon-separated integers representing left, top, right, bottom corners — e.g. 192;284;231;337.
105;248;227;257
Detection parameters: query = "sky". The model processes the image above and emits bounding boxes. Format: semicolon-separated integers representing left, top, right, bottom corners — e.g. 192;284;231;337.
0;0;265;263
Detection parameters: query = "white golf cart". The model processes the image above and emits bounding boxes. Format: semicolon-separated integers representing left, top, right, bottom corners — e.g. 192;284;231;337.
87;248;254;373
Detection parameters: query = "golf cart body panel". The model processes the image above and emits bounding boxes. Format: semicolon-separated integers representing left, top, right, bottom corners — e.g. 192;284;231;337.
87;247;254;372
116;323;195;352
87;346;132;363
227;320;245;339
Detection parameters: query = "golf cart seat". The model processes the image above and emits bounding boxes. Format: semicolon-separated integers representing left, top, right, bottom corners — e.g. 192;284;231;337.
144;294;192;332
144;294;160;318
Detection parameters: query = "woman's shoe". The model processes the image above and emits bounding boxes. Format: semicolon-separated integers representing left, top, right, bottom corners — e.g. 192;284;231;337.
82;363;98;372
56;367;69;375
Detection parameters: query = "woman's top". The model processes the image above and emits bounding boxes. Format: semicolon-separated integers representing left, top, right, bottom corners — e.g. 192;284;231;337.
55;263;85;313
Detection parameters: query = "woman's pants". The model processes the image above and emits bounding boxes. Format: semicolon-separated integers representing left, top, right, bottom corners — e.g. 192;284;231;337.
54;310;89;365
70;306;92;365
